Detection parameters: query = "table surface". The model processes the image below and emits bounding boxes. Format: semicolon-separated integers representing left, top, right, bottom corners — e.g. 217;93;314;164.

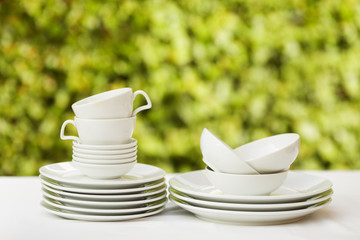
1;170;360;240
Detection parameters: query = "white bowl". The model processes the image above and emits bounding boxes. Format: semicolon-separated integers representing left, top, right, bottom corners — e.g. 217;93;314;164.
200;128;258;174
205;167;288;196
72;155;137;165
72;160;137;179
72;138;137;150
233;133;300;173
73;150;137;160
72;145;137;155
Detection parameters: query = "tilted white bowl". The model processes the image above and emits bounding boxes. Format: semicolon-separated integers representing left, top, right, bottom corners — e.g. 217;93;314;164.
200;128;258;174
233;133;300;173
205;167;288;196
72;160;137;179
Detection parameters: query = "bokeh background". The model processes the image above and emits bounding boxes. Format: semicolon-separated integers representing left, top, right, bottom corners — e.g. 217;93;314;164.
1;0;360;176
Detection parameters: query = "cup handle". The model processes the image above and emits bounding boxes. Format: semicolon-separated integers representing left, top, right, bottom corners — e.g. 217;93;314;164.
60;120;79;142
132;90;152;116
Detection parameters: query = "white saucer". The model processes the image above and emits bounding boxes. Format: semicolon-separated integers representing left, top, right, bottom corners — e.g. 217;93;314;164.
73;145;138;155
42;189;167;209
169;171;332;203
40;176;165;194
170;195;331;225
42;183;167;201
39;162;165;188
42;196;167;215
73;150;137;160
169;188;333;211
41;201;165;221
72;139;137;150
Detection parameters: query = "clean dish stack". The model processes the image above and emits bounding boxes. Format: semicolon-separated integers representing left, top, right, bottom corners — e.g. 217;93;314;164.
60;88;152;179
169;128;333;225
39;162;167;221
40;88;168;221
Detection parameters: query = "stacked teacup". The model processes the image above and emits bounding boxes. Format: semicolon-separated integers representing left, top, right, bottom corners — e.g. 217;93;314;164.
60;88;152;179
200;128;300;196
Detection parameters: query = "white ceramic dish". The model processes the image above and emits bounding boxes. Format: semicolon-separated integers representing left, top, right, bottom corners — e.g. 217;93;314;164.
42;183;167;201
72;160;137;179
42;189;167;209
233;133;300;173
40;176;165;194
72;138;137;150
39;162;165;188
71;88;151;119
60;116;136;145
170;195;331;225
200;128;258;174
72;155;137;165
169;170;332;203
169;188;333;211
205;167;288;195
72;145;137;155
42;196;167;215
41;202;165;221
73;151;137;160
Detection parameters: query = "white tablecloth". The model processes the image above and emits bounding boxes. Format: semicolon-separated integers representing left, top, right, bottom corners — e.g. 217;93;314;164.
1;171;360;240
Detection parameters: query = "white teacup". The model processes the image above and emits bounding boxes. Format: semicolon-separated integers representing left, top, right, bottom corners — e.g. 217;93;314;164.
71;88;152;119
60;116;136;145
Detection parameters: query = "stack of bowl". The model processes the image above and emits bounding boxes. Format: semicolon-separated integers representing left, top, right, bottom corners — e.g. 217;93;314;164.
60;88;152;179
200;128;300;196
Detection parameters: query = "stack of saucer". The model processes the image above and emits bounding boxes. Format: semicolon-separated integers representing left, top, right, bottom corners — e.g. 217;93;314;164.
40;162;167;221
71;139;138;179
60;88;152;179
169;128;333;225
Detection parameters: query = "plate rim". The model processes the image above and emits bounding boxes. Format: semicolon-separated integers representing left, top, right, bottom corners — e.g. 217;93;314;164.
39;162;166;188
42;189;167;208
169;188;333;211
169;170;333;203
41;201;166;221
169;195;331;224
40;175;166;194
42;196;168;215
41;183;167;201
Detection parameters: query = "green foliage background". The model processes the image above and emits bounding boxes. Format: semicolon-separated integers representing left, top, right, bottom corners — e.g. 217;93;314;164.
1;0;360;175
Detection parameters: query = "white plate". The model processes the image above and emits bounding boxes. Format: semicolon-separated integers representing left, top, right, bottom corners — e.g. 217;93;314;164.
39;162;165;188
42;196;167;215
41;201;165;221
169;188;333;211
40;176;165;194
42;183;167;201
169;171;332;203
42;189;167;209
170;195;331;225
73;145;137;155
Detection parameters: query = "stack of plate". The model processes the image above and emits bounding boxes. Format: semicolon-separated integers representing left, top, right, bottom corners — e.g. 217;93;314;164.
39;162;167;221
169;170;333;225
